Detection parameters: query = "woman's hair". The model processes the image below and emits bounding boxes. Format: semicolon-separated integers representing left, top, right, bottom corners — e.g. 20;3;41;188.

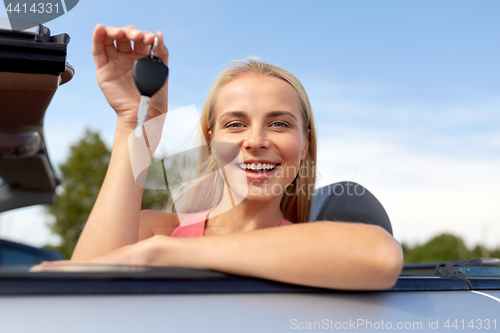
197;57;317;223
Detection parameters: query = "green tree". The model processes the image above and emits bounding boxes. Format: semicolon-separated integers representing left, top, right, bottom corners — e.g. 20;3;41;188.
45;128;171;258
45;129;110;258
402;233;500;264
402;233;469;263
491;247;500;259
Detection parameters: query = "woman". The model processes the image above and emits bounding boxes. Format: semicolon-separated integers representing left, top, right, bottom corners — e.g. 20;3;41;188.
40;24;403;290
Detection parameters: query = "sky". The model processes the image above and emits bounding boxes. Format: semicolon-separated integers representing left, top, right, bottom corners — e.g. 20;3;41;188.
0;0;499;250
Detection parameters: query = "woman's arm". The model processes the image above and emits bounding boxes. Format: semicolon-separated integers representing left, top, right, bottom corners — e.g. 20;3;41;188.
71;126;143;260
71;25;169;260
149;221;403;290
138;210;179;241
43;220;402;290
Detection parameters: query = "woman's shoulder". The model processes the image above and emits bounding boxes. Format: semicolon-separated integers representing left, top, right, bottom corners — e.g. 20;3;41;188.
139;210;181;240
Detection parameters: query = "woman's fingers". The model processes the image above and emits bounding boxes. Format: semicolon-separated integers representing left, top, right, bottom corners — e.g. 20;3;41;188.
116;26;161;57
155;31;170;65
92;24;167;64
120;26;150;56
91;23;108;68
115;32;132;54
101;26;120;63
42;260;71;265
29;260;71;272
142;31;157;48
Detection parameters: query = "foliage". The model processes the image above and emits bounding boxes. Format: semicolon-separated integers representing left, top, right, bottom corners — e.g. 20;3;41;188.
491;248;500;259
45;128;171;258
402;233;499;264
45;129;110;258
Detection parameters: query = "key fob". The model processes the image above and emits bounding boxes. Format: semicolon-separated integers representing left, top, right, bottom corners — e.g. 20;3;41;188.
133;56;169;97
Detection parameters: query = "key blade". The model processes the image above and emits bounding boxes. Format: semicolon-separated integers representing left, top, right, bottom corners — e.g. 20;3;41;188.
135;96;151;138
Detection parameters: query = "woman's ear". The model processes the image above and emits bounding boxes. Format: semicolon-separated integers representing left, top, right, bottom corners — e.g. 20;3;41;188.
300;129;310;160
207;129;212;143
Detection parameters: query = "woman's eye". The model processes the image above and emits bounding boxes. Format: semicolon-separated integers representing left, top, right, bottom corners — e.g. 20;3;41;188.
226;122;244;128
271;121;290;128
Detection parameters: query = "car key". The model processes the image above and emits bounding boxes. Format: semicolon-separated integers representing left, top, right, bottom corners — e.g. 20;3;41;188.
133;36;169;138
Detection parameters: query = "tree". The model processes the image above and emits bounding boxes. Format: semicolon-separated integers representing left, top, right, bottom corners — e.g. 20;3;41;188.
45;128;171;258
402;233;469;263
491;247;500;259
45;129;110;258
402;233;500;264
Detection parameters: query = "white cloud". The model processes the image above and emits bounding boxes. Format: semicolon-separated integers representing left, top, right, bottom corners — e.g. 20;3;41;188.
304;76;500;248
315;125;500;248
0;206;61;248
154;104;204;156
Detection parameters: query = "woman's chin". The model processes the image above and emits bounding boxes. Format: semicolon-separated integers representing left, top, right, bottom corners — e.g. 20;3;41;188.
243;188;284;203
243;195;277;204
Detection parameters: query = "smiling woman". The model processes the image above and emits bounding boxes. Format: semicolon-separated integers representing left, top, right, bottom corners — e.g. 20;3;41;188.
37;24;403;290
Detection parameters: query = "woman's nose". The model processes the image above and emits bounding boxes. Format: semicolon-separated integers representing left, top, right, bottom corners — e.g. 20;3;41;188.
243;128;270;151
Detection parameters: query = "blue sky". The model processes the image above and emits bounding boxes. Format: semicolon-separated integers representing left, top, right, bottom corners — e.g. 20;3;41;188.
1;0;499;248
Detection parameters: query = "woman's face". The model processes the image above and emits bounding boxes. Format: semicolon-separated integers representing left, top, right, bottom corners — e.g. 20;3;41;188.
209;73;309;203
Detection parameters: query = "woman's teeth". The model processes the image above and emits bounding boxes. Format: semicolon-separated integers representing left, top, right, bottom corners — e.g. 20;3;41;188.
239;163;277;171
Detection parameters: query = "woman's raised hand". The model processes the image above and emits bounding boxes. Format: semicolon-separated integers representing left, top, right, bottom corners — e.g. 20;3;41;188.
92;24;169;130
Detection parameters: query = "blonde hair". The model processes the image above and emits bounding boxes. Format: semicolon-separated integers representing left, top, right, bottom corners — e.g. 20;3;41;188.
192;57;317;223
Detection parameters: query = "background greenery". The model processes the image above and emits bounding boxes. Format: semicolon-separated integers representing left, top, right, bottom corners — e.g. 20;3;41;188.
44;129;170;258
402;234;500;264
44;129;500;262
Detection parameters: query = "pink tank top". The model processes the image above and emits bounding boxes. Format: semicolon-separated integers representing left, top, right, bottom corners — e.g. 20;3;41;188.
170;210;293;237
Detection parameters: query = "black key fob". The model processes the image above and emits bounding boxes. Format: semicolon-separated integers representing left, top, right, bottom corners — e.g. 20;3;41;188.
133;56;169;97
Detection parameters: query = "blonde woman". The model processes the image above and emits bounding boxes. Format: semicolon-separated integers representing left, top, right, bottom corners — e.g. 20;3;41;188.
40;24;403;290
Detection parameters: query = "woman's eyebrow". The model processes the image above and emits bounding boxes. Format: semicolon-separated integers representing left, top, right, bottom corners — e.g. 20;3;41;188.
218;110;298;121
218;111;248;121
266;111;297;121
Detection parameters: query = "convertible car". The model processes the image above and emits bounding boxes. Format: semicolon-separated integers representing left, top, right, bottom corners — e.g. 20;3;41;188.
0;19;499;333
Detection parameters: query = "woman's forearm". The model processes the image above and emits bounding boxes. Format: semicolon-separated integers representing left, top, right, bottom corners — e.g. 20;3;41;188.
161;222;403;290
72;123;145;260
71;25;169;260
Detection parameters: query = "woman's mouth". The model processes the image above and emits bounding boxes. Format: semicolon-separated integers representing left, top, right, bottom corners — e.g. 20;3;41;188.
238;163;278;173
236;162;280;180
